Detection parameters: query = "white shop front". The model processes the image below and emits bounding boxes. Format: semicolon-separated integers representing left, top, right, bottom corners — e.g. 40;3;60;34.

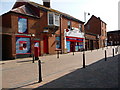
64;27;85;52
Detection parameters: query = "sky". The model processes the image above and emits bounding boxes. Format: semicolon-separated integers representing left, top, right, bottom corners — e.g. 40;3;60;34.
0;0;119;32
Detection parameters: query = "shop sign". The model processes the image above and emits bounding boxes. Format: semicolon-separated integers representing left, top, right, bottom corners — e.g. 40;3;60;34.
66;36;84;42
64;28;84;38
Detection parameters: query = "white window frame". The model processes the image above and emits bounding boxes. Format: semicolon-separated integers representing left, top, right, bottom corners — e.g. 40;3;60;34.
48;12;60;26
79;24;82;32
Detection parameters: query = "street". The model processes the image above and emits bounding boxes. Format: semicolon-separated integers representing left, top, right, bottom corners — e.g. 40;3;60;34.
1;46;119;88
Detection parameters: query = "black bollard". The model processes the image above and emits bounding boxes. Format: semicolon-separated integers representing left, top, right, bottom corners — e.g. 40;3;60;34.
113;48;114;57
38;60;42;83
73;51;74;55
105;50;107;61
57;51;59;58
32;54;35;63
83;52;85;68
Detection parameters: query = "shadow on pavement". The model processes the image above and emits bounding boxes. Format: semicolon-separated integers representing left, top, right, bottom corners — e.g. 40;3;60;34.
36;55;119;88
16;59;38;63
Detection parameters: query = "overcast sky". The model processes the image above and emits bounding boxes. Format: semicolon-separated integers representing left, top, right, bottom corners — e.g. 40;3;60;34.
0;0;119;32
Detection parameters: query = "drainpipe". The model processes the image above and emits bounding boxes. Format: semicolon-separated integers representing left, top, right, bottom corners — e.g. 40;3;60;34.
60;15;62;54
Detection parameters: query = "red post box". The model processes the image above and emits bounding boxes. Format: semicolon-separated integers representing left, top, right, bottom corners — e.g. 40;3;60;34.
34;47;39;60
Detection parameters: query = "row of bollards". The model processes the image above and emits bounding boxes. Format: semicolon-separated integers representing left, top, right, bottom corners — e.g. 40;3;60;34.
82;47;117;68
36;46;118;83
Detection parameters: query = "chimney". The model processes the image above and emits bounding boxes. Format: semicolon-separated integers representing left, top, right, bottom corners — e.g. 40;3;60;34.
43;0;50;8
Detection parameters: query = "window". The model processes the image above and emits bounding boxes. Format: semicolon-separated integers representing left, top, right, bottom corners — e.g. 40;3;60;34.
87;25;90;30
68;21;71;29
79;24;82;32
18;17;27;33
109;36;112;39
49;13;54;25
56;36;61;49
16;37;31;54
48;12;60;26
55;14;59;25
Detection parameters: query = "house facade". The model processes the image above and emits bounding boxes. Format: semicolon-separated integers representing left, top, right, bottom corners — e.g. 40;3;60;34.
107;30;120;46
85;15;107;50
2;0;84;59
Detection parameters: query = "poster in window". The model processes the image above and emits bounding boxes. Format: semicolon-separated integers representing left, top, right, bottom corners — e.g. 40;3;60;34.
18;17;27;33
66;41;70;52
19;41;27;50
16;37;30;54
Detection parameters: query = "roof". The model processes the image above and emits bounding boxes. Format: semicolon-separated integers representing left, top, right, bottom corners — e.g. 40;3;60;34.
85;15;107;26
107;30;120;34
1;10;40;19
11;5;39;18
12;0;84;23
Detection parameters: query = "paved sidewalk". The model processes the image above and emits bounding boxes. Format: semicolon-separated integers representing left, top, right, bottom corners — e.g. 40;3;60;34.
1;46;119;89
39;54;119;88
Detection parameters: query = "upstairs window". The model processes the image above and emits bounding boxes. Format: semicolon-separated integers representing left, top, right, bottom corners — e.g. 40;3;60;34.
68;21;71;29
55;14;59;26
18;17;27;33
87;24;90;30
48;12;60;26
79;24;82;32
49;13;54;25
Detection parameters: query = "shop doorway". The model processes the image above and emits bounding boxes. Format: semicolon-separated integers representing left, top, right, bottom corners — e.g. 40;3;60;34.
90;40;94;50
2;35;12;60
43;36;49;54
70;42;75;52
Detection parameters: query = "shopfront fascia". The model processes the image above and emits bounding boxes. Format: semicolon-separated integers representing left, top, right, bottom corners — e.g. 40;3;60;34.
64;28;85;52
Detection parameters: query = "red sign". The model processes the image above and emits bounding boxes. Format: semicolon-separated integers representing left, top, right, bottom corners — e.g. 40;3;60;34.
66;36;84;42
66;29;69;32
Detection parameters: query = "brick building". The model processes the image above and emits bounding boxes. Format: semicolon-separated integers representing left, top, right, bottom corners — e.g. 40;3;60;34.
2;0;84;59
107;30;120;46
85;15;107;50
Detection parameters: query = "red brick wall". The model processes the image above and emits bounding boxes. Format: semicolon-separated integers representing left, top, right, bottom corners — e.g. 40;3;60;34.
85;16;101;35
2;11;85;58
85;16;107;48
2;12;41;58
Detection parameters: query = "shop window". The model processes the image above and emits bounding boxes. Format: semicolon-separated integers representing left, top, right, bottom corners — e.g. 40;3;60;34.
18;17;27;33
68;21;71;29
56;36;61;49
16;37;31;54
